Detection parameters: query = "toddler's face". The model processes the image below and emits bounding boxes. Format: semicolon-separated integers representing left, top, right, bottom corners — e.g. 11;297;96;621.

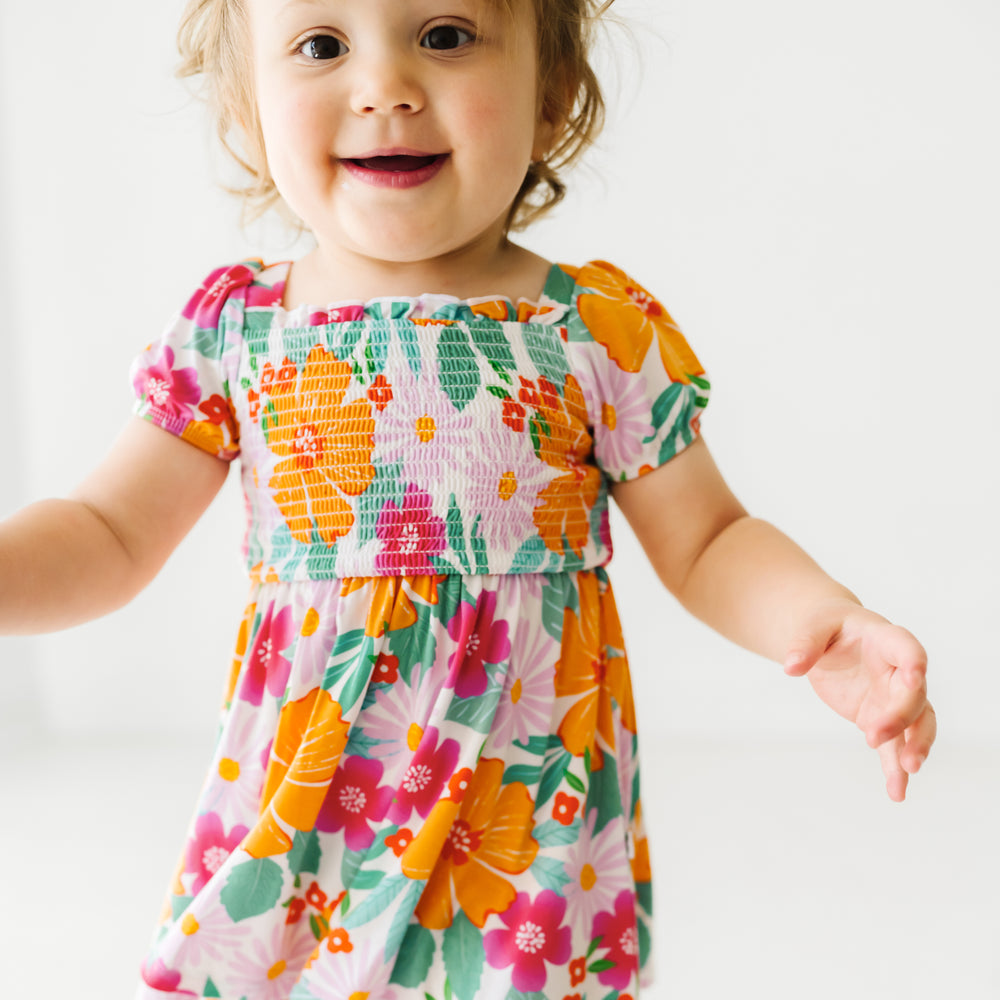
247;0;554;269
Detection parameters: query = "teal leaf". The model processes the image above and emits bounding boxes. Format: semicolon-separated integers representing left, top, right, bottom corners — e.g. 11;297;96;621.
203;977;222;998
646;383;684;438
533;818;581;847
504;991;548;1000
586;757;624;835
444;681;502;733
637;879;653;916
396;322;423;376
351;868;386;890
502;762;542;786
470;515;489;574
341;848;364;889
540;581;568;642
523;326;570;388
513;734;553;757
389;924;437;987
220;858;284;922
442;911;485;1000
170;895;194;921
537;747;573;808
437;325;480;411
469;323;517;370
288;829;322;876
530;855;570;893
509;535;547;574
445;495;472;574
343;873;408;929
185;325;226;359
638;916;652;966
385;879;423;964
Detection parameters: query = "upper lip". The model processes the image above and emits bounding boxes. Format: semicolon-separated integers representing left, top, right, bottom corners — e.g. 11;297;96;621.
341;147;447;160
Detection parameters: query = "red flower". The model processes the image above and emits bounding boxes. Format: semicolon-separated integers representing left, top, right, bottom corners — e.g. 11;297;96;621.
552;792;580;826
286;898;306;924
591;890;640;989
569;956;587;986
327;927;353;953
367;374;393;412
316;755;393;851
448;767;474;802
385;828;413;857
502;396;526;432
373;653;399;683
562;995;582;1000
518;376;541;409
388;726;461;824
305;881;327;910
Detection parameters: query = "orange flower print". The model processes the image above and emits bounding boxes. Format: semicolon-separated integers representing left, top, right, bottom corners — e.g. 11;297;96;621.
555;573;636;770
552;791;580;826
527;373;601;557
262;345;376;547
305;881;327;910
400;758;539;929
575;260;705;381
385;828;414;857
447;767;474;803
569;956;587;986
244;688;350;858
367;374;393;411
285;898;306;925
326;928;353;953
372;652;400;683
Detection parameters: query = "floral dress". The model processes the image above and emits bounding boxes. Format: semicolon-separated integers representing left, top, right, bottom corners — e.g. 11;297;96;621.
131;258;709;1000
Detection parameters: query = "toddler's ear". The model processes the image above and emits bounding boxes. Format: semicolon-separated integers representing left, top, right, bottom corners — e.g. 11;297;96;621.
533;74;574;161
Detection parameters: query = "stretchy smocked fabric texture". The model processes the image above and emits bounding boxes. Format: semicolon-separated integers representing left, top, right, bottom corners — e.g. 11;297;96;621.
131;258;709;1000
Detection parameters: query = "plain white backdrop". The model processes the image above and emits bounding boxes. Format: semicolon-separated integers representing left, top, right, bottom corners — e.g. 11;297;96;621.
0;0;997;997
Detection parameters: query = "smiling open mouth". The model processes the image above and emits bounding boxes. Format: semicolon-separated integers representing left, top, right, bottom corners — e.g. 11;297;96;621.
341;153;449;189
347;154;444;171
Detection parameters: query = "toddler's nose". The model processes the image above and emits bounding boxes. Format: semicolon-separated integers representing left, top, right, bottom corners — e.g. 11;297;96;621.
350;50;425;116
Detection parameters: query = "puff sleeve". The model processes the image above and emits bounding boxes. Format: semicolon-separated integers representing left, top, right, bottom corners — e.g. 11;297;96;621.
565;260;710;482
130;263;264;462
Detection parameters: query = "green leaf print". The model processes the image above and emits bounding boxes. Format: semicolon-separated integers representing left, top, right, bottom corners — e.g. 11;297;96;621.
351;868;386;890
170;895;194;921
185;325;226;359
537;747;573;808
637;880;653;916
646;383;684;439
523;326;570;388
540;581;568;642
533;818;581;847
389;924;437;987
513;734;553;757
504;990;549;1000
509;535;547;574
385;879;423;965
203;977;222;998
588;959;616;973
638;915;652;966
442;911;485;1000
396;322;423;376
341;847;364;888
388;598;438;679
437;324;480;412
445;494;472;574
587;758;624;836
468;323;517;371
470;514;489;574
502;762;542;785
444;679;502;733
220;857;284;922
530;855;571;893
288;829;322;876
342;873;408;929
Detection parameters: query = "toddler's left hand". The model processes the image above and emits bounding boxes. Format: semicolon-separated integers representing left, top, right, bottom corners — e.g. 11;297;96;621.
783;600;935;802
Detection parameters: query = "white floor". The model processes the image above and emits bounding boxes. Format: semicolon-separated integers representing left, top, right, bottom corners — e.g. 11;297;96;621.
1;735;995;1000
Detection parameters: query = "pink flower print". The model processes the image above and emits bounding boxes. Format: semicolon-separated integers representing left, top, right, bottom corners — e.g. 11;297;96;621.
483;890;572;992
592;362;655;475
140;957;197;996
239;605;295;706
184;812;249;895
590;890;640;989
133;345;201;423
375;484;446;574
246;279;283;309
182;263;256;329
308;304;366;325
387;725;460;824
315;755;393;851
446;589;511;698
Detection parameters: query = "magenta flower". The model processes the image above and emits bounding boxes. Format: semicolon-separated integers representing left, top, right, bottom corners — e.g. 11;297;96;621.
446;590;511;698
238;605;295;706
182;264;256;329
590;890;640;989
387;726;460;825
140;957;197;996
484;890;572;992
375;484;446;574
316;755;394;851
184;811;249;895
308;304;366;325
133;344;200;423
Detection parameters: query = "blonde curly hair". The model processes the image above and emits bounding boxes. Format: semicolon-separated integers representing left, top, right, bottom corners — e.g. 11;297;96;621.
177;0;612;231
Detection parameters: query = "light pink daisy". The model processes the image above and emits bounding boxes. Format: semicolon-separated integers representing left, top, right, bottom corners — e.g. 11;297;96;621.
296;933;398;1000
562;809;632;934
588;360;655;475
224;921;319;1000
361;661;444;760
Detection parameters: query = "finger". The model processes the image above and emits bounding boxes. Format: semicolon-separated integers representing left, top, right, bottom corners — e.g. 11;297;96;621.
899;702;938;775
877;736;909;803
868;622;928;691
783;628;837;677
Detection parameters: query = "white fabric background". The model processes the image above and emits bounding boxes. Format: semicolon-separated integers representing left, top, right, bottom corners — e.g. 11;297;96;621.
0;0;997;996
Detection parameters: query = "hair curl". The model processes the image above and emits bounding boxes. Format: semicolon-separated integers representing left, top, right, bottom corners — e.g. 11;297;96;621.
177;0;613;230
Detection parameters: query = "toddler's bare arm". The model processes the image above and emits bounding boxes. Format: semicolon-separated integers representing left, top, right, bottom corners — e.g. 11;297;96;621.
0;418;228;635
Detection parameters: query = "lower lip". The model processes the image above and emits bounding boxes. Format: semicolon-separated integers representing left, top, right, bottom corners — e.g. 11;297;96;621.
340;155;448;189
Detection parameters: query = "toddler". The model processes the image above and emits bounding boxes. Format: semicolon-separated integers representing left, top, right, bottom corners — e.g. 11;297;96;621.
0;0;935;998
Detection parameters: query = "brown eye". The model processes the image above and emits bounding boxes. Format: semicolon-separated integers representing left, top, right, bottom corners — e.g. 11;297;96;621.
420;25;474;50
300;34;347;60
